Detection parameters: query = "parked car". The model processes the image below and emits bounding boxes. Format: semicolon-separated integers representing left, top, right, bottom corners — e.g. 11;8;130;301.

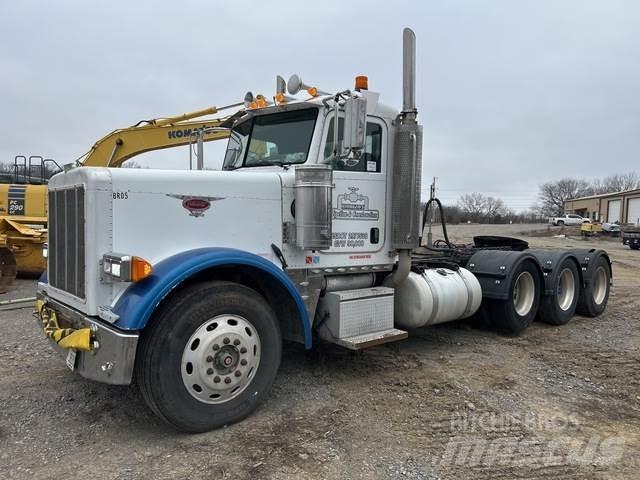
602;223;621;236
549;214;591;226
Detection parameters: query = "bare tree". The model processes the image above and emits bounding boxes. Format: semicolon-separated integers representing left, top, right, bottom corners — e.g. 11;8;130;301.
458;192;487;222
538;178;592;216
458;192;508;223
538;171;640;215
485;196;508;219
441;204;463;224
593;172;640;193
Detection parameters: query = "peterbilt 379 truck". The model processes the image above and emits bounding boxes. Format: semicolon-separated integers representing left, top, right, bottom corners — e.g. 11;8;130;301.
35;29;611;432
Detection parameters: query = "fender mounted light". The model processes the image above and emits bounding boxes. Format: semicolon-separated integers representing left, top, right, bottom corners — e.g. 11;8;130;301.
102;253;153;282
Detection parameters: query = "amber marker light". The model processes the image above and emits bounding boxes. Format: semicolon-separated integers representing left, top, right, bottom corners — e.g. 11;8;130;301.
131;256;153;282
255;95;268;108
355;75;368;90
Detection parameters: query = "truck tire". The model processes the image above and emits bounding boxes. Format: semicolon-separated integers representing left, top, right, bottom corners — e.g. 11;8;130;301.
576;256;610;317
630;243;639;250
487;260;541;334
136;281;282;432
538;259;579;325
556;220;565;226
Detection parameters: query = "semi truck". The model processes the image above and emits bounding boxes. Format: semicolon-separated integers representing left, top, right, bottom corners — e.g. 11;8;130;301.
35;28;612;432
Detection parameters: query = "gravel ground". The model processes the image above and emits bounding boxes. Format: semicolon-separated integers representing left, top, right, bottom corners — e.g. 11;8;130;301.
0;224;638;479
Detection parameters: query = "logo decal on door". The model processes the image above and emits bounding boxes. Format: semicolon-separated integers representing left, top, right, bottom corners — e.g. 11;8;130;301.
333;187;379;221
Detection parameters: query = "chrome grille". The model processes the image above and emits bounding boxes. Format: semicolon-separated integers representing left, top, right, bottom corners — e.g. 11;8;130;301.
48;186;85;298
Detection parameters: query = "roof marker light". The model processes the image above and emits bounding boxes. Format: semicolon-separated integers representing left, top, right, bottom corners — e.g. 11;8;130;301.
355;75;368;91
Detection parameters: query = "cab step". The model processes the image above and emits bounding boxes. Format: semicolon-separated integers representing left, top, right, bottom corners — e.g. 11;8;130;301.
331;328;408;350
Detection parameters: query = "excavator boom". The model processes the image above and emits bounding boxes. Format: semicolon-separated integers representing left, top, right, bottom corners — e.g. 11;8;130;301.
80;106;234;167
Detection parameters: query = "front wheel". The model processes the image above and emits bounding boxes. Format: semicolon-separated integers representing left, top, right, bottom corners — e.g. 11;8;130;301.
556;220;565;226
136;281;282;432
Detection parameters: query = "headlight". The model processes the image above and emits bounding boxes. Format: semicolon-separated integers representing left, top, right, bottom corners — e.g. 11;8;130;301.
101;253;152;282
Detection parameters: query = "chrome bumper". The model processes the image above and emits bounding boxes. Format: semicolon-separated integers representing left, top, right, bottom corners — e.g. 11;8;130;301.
35;293;139;385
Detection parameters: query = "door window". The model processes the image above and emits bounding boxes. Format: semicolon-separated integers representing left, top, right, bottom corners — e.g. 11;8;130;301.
323;118;383;173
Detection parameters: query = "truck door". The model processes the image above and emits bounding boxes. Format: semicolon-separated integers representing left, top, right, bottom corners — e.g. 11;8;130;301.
321;116;387;255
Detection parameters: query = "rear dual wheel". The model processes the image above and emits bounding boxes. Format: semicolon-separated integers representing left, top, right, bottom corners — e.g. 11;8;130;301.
576;256;611;317
479;256;610;332
538;260;580;325
488;260;541;334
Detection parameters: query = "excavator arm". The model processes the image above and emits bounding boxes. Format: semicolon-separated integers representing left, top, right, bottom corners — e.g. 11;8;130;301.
80;105;237;168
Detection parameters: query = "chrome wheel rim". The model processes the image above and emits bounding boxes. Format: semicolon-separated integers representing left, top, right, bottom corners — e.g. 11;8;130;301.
181;314;261;404
557;267;576;311
592;266;608;305
513;271;535;316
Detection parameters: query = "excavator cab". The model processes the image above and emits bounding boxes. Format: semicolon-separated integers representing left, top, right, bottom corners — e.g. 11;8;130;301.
13;155;62;185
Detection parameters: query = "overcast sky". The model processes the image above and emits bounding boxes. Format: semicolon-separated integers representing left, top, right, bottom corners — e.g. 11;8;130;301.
2;0;639;211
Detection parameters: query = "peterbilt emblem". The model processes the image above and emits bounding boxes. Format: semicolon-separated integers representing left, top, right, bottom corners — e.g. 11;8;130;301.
166;194;225;217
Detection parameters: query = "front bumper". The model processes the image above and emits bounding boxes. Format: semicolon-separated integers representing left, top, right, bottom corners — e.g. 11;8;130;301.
35;293;139;385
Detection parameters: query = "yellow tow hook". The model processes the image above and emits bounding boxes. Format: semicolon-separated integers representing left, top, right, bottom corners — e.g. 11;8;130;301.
34;300;93;352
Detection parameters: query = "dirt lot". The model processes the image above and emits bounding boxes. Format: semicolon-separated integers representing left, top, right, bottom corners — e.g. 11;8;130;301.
1;224;638;479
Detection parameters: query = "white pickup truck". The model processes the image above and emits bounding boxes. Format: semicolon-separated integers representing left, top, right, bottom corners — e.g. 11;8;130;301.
549;214;590;226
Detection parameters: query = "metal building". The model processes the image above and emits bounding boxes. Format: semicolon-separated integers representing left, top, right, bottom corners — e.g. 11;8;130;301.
565;189;640;224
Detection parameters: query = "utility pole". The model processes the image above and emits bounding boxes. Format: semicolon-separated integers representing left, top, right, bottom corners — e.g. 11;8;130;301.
427;176;437;247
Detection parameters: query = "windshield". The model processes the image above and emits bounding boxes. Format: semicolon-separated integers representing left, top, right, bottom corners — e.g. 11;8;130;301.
223;108;318;170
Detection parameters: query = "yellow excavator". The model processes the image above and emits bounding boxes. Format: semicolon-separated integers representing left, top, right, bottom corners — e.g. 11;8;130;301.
0;102;237;291
0;156;59;291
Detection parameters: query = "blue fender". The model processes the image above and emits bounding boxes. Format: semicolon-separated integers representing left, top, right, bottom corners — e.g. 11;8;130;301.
112;248;312;348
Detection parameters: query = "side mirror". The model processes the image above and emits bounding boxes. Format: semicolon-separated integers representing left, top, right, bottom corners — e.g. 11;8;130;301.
276;76;286;95
343;95;367;152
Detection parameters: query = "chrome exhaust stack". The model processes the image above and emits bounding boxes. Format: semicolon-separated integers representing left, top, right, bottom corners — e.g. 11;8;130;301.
402;27;417;121
389;27;423;286
391;28;423;253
